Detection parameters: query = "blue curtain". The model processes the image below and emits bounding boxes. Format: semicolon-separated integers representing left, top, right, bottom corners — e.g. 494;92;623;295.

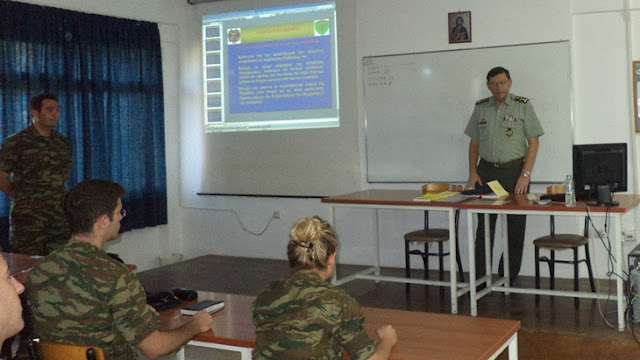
0;1;167;231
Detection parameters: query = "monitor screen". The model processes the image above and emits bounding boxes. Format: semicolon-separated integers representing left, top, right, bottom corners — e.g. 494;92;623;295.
572;143;627;197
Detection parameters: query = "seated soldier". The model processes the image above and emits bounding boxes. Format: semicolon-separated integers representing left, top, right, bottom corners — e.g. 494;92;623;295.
27;179;213;359
0;255;25;343
252;216;398;360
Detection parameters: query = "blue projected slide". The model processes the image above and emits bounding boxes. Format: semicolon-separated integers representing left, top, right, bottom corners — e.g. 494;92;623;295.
228;36;332;113
202;2;339;132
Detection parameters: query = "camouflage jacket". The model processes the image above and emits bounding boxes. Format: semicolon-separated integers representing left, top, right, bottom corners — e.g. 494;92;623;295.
27;240;158;360
252;269;376;360
0;125;72;212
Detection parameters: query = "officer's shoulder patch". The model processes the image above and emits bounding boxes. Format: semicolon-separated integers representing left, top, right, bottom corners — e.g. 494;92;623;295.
475;97;491;105
514;96;529;103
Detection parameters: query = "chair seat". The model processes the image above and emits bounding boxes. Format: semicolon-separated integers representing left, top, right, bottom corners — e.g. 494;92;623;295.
533;234;588;250
404;228;449;243
30;340;106;360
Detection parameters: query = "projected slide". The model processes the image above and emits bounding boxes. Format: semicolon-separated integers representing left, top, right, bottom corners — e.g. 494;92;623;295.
203;2;339;132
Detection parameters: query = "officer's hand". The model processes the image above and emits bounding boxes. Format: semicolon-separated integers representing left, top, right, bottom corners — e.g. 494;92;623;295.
515;175;530;194
465;173;482;190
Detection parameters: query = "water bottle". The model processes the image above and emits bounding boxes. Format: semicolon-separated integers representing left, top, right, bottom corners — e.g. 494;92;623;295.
565;174;576;207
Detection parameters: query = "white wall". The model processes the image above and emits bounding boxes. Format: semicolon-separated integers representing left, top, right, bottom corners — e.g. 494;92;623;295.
20;0;640;279
177;0;640;280
176;0;359;263
14;0;194;271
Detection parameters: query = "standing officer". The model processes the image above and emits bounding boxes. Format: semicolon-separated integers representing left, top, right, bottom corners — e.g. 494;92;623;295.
0;93;73;255
464;66;544;284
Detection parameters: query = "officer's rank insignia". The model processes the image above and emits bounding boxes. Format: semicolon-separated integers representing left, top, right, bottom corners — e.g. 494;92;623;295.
514;96;529;103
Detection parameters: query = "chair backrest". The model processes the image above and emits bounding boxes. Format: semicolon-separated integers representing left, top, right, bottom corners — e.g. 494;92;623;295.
420;183;462;229
30;340;105;360
422;183;463;194
548;215;590;237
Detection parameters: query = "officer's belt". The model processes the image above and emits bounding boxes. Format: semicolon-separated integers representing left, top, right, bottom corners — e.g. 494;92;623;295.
479;158;524;169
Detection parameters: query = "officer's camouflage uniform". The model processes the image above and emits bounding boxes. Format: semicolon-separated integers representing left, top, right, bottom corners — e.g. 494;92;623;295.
252;269;376;360
27;240;158;360
0;126;72;255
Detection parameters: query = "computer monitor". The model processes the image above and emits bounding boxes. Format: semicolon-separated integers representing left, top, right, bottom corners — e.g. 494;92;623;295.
572;142;627;206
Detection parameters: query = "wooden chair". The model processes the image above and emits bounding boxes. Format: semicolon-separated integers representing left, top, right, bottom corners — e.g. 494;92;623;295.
534;216;595;308
404;183;465;292
28;340;105;360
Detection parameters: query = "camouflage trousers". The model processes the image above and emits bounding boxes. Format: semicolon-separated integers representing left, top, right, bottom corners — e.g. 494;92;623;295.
9;209;70;256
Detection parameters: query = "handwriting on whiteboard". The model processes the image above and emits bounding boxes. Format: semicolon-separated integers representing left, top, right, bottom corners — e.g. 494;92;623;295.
365;65;394;88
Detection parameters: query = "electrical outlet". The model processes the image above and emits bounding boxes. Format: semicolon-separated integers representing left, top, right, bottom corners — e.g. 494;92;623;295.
273;211;280;219
624;229;635;241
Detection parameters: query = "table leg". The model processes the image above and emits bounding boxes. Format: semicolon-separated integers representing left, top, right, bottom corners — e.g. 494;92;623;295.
502;214;510;294
487;330;518;360
484;213;491;288
614;214;625;331
330;205;338;284
374;208;381;280
449;209;458;314
508;332;519;360
468;210;478;316
187;340;252;360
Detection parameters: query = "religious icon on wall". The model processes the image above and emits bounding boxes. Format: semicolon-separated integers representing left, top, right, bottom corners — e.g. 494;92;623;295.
448;11;471;44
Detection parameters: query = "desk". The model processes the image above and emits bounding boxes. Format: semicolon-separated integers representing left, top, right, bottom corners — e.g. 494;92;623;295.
158;292;256;360
160;291;521;360
460;194;640;331
321;190;469;314
2;252;39;284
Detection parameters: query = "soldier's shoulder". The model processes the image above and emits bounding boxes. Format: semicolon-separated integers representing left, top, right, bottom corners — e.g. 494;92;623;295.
475;97;491;105
29;255;67;282
513;95;530;103
2;128;31;144
51;130;70;141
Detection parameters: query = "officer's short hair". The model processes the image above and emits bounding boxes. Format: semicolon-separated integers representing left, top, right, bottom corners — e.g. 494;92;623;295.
65;179;125;234
29;93;58;112
487;67;511;81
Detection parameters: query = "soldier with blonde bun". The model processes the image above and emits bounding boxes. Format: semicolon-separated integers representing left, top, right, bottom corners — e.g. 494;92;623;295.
252;216;397;360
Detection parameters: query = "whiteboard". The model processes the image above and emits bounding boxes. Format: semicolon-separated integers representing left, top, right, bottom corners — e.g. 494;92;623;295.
364;41;572;183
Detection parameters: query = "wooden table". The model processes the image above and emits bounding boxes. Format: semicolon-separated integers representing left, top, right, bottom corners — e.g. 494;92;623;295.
2;252;40;284
320;190;640;331
460;194;640;331
160;291;520;360
158;291;256;360
321;190;470;314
